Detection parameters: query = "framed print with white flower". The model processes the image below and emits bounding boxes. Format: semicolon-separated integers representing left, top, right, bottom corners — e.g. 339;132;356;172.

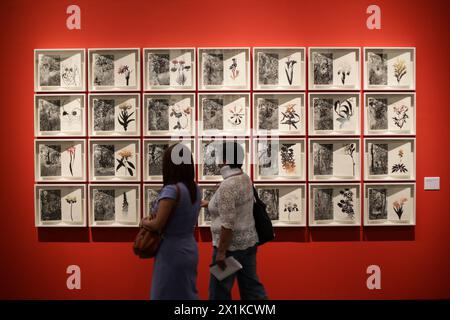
143;184;163;217
35;94;85;137
309;47;360;90
88;94;140;136
309;183;361;227
197;184;218;227
144;93;195;136
88;48;140;91
144;48;196;91
364;183;416;226
34;49;85;92
34;184;86;227
89;139;140;181
253;93;305;136
253;47;306;90
198;47;250;90
89;184;140;227
35;139;86;181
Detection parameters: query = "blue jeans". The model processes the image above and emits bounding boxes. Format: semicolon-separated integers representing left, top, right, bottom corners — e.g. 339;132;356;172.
209;245;267;300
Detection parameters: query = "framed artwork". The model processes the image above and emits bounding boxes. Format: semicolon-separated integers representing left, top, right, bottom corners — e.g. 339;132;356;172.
253;93;305;136
309;138;360;181
144;93;195;136
34;94;85;137
364;183;416;226
34;184;86;227
364;138;416;181
198;47;250;90
364;47;416;90
199;138;250;181
89;139;140;181
88;94;140;136
144;48;196;91
309;93;360;135
143;184;163;217
309;183;361;226
35;139;86;181
255;184;306;226
144;139;195;181
89;184;140;227
364;93;416;135
198;93;250;136
254;139;306;181
197;184;218;227
253;47;306;90
34;49;85;92
308;47;360;90
88;48;140;91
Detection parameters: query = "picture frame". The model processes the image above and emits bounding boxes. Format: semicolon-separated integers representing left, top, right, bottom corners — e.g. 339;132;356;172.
253;47;306;90
143;184;163;217
253;93;305;136
88;93;140;137
35;139;86;181
197;184;218;227
34;184;87;227
308;93;360;136
364;138;416;181
88;48;140;91
88;184;141;227
364;183;416;226
309;138;360;181
308;47;361;90
364;93;416;135
198;47;250;90
34;49;86;92
143;48;196;91
364;47;416;90
34;94;86;137
143;93;196;137
198;93;250;136
309;183;361;226
254;138;306;181
89;139;140;182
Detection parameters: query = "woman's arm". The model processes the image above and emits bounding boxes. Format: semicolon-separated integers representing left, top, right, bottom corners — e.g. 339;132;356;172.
216;227;233;269
142;198;176;232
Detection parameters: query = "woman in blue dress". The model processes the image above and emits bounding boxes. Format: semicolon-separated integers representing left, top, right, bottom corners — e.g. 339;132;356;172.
142;143;200;300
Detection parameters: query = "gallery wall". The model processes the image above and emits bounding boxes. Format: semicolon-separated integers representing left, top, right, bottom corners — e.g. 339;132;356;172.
0;0;449;299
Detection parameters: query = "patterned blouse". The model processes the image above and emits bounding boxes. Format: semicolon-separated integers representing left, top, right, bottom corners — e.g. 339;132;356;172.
208;166;258;251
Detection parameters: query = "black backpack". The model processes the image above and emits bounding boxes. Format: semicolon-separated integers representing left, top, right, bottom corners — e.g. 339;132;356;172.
252;186;275;245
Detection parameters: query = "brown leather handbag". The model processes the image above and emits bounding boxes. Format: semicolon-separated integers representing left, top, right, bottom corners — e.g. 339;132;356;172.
133;184;180;259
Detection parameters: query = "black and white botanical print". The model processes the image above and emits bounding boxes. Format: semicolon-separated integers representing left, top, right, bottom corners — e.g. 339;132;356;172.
337;189;355;219
258;189;279;220
280;143;296;174
313;52;333;85
39;99;61;131
369;143;388;175
314;188;333;221
226;104;245;128
313;143;333;176
40;189;62;221
94;189;115;221
39;55;61;86
148;144;168;176
147;189;160;215
93;99;115;131
368;97;388;130
203;98;223;130
368;188;387;220
203;142;220;176
202;189;215;222
258;52;278;85
94;144;115;176
148;53;170;86
280;103;301;130
391;149;408;174
334;99;354;129
368;52;387;85
258;98;278;130
392;104;409;129
170;102;191;131
258;141;278;176
148;98;169;131
203;53;224;85
281;194;300;221
40;144;61;176
93;54;114;86
313;98;333;130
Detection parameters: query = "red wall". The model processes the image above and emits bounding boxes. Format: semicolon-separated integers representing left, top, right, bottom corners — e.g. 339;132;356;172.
1;0;449;299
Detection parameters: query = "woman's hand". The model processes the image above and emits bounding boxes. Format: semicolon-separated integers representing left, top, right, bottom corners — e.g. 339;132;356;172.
200;200;209;208
141;216;156;230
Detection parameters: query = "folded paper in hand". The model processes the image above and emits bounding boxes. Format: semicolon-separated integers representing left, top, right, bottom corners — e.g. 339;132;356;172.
210;256;243;281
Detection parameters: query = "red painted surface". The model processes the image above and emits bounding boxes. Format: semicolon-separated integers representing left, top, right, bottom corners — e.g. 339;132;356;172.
0;0;449;299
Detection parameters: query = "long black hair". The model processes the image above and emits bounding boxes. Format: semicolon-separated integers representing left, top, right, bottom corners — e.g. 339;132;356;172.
162;143;197;204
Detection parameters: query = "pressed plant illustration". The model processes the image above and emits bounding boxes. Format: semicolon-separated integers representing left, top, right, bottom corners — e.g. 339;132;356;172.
392;105;409;129
229;58;239;80
170;104;191;130
334;99;354;129
344;143;356;176
391;149;408;173
283;200;299;221
280;144;296;173
284;56;297;85
67;145;76;176
65;195;77;221
116;149;135;176
122;192;129;215
280;104;300;130
337;62;351;85
227;105;244;126
393;58;407;83
170;59;191;85
118;103;135;131
393;197;408;220
337;189;354;219
118;65;132;86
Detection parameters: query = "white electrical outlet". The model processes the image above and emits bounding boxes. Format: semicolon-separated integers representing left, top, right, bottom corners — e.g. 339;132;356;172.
424;177;440;190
